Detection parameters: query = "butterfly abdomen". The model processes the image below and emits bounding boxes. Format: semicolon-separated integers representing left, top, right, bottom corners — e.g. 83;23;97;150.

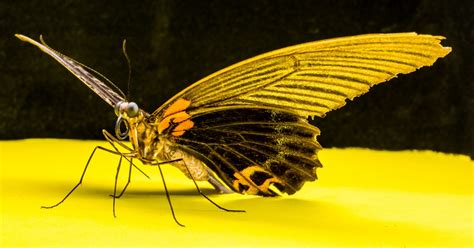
161;143;211;181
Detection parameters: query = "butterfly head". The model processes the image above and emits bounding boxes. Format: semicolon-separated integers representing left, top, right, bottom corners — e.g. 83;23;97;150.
114;101;139;118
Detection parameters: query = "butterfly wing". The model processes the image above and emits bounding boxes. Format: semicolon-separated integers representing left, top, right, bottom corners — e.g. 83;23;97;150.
155;33;451;195
15;34;126;107
154;33;451;117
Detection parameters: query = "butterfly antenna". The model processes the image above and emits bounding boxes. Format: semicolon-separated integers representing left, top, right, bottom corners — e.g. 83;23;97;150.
122;39;132;101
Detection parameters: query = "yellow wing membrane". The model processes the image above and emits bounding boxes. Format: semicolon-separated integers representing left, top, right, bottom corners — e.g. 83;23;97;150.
157;33;451;118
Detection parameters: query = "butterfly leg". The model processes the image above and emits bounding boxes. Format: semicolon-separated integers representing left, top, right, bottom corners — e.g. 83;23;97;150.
102;129;149;179
101;130;151;217
110;158;133;199
178;159;245;213
41;146;123;209
111;154;125;218
155;161;185;227
109;158;133;217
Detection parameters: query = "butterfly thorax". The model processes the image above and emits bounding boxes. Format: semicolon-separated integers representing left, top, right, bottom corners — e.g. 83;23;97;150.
127;111;163;163
126;110;210;181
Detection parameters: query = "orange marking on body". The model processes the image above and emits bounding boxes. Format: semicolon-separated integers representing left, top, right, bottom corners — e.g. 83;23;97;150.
163;98;191;117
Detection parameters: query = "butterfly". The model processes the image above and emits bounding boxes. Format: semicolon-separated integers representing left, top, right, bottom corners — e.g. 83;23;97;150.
16;33;451;226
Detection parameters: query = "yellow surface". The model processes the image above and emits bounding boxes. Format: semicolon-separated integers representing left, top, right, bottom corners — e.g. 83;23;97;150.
0;139;472;247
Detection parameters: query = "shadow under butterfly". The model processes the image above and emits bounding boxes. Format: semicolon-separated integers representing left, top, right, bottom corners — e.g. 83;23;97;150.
15;33;451;226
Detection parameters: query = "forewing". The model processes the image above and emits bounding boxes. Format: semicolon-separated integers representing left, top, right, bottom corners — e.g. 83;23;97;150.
16;34;125;107
153;32;451;118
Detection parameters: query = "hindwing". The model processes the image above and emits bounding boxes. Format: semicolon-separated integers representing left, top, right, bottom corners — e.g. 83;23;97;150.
168;106;322;196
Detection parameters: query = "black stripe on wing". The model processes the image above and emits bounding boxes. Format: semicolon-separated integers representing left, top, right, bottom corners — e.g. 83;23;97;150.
172;106;322;196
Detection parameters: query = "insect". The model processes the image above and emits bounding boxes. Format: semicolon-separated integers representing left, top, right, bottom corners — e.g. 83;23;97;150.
16;33;451;226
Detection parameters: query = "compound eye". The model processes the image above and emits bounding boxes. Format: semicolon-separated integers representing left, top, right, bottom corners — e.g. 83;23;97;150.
126;102;139;117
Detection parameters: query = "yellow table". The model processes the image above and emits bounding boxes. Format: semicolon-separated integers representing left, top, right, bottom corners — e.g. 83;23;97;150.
1;139;472;247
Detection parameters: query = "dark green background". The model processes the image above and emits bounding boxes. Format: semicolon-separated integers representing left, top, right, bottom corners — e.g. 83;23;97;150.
1;0;472;157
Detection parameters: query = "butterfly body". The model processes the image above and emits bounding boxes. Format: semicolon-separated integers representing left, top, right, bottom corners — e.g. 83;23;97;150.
16;33;451;198
118;101;211;183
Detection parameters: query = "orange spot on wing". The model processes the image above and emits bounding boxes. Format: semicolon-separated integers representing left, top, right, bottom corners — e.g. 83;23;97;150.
172;120;194;136
171;130;185;136
157;116;172;134
232;166;282;195
163;98;191;117
158;98;194;136
174;120;194;132
171;112;191;122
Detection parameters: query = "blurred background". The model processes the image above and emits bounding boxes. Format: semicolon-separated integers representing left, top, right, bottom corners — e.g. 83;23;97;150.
1;0;472;157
